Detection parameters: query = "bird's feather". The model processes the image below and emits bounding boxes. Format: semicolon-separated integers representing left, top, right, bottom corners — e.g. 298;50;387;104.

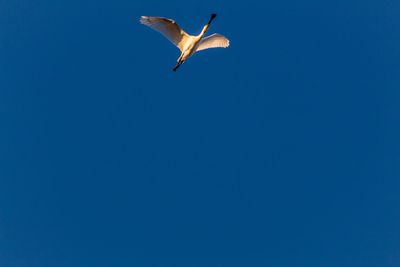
140;16;189;52
196;33;230;51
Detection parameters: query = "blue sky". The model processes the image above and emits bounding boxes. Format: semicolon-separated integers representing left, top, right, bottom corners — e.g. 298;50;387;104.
1;0;399;266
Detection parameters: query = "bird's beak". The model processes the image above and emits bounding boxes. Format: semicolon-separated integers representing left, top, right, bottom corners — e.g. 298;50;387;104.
208;13;216;24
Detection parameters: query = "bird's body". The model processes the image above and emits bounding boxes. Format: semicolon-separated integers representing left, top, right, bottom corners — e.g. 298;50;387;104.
140;14;229;71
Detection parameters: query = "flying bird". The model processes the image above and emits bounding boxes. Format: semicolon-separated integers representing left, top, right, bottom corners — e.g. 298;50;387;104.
140;14;229;71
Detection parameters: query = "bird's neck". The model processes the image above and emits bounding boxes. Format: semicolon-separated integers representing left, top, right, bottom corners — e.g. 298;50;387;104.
200;25;210;37
199;14;215;38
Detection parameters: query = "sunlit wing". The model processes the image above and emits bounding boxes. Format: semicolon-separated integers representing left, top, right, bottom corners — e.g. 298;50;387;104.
196;33;230;51
140;16;189;52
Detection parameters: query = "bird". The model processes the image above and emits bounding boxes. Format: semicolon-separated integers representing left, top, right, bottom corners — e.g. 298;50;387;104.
140;14;229;71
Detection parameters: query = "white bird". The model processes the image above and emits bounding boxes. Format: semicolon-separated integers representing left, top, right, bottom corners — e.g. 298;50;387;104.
140;14;229;71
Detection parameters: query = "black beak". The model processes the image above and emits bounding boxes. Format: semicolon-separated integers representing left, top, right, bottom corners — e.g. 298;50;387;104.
208;13;216;24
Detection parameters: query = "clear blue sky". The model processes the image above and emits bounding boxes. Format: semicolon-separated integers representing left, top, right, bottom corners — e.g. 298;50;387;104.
1;1;399;266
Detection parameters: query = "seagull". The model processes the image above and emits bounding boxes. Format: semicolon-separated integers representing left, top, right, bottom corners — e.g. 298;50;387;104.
140;14;229;71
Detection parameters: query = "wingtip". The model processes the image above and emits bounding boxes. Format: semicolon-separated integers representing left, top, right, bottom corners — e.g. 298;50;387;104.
140;16;148;23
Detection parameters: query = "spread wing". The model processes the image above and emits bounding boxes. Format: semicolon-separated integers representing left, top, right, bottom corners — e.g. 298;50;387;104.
196;33;230;51
140;16;189;52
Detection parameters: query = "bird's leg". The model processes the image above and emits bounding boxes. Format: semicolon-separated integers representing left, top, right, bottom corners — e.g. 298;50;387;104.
173;57;185;71
173;62;181;71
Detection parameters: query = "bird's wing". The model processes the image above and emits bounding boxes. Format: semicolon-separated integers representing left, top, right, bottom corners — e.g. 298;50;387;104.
140;16;189;52
196;33;230;51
